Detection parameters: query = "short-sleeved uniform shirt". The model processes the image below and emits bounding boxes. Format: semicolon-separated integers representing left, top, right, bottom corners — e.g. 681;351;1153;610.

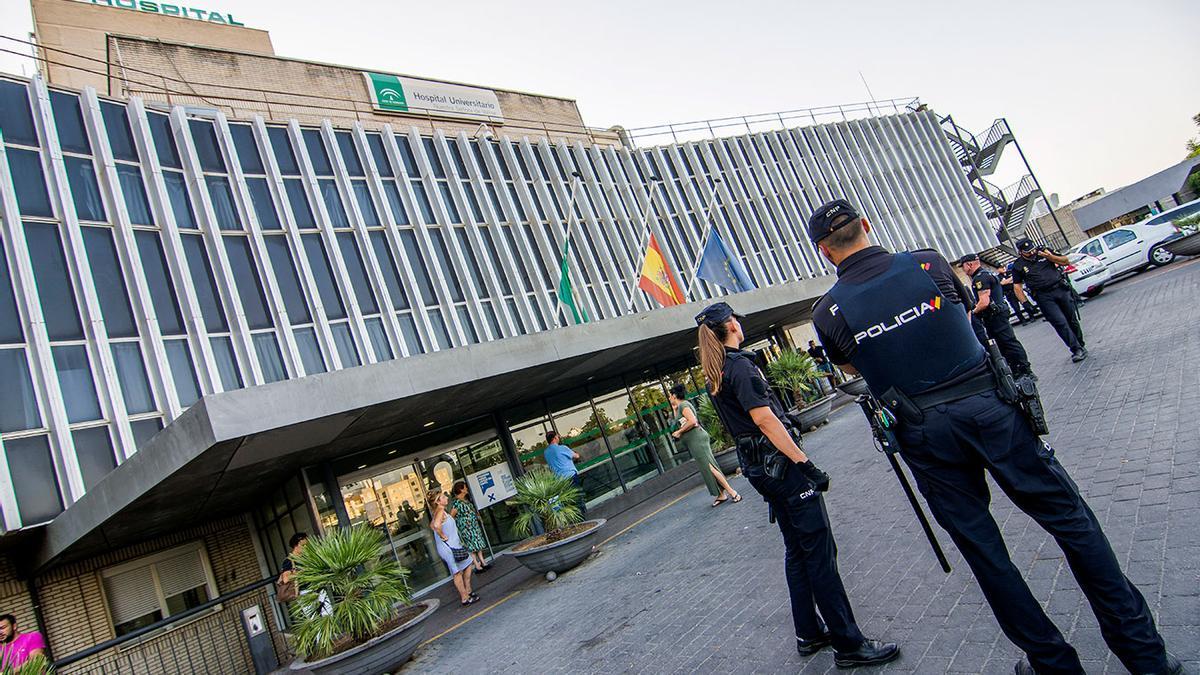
1010;254;1064;293
712;347;790;438
813;247;977;368
969;268;1004;311
543;443;578;477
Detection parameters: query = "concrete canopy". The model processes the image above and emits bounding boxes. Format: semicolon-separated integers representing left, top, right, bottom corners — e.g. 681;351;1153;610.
32;277;832;570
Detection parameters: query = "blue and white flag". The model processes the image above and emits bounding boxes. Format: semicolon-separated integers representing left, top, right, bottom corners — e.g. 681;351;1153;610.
696;229;755;293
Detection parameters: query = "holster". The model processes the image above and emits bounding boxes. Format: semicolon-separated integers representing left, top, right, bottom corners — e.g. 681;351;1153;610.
986;342;1020;404
881;386;923;426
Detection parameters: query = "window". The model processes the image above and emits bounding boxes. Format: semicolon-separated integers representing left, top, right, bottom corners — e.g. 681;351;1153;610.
1102;229;1137;249
100;542;219;637
1080;240;1103;258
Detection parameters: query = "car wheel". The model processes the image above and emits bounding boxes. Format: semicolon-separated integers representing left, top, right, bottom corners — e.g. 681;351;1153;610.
1083;285;1104;298
1149;245;1175;266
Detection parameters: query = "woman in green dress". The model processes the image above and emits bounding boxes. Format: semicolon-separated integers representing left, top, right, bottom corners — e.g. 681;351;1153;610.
450;481;491;572
669;383;742;507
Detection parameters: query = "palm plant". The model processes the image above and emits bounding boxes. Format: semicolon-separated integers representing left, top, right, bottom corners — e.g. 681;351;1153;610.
697;395;734;450
0;653;54;675
766;349;821;406
512;468;583;542
290;525;411;661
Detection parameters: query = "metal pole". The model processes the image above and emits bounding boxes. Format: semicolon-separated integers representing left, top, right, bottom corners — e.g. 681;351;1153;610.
625;178;663;312
684;179;724;299
1006;119;1067;247
555;172;585;326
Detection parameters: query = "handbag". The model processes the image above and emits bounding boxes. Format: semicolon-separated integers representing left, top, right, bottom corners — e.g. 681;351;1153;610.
451;547;470;562
275;574;298;603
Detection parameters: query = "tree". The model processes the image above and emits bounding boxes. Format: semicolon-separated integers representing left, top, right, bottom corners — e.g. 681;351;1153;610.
1187;113;1200;159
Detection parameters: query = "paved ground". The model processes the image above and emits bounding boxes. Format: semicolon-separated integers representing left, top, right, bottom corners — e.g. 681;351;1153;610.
407;259;1200;675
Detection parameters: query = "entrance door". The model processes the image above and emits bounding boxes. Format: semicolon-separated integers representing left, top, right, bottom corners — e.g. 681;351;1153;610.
340;465;446;590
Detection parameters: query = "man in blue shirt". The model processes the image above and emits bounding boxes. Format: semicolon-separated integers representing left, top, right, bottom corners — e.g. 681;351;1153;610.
543;431;586;516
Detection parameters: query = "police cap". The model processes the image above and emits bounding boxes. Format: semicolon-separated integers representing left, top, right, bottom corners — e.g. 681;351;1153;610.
807;199;861;244
1015;237;1036;253
694;302;745;328
954;253;980;266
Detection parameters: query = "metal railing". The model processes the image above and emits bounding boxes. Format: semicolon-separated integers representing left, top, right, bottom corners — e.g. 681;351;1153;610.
1002;175;1039;205
979;118;1011;150
622;97;922;147
53;577;281;674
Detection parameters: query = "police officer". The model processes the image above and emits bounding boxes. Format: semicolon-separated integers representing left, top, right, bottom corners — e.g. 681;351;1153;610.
1011;237;1088;362
807;199;1180;675
695;302;899;668
955;253;1032;376
999;263;1039;324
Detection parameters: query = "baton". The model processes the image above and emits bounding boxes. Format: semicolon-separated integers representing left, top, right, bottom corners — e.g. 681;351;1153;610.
855;396;952;574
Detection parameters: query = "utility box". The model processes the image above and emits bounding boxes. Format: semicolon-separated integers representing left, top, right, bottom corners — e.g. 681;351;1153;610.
241;604;279;674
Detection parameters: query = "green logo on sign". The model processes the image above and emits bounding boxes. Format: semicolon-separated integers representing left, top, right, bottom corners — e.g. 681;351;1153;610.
367;73;408;112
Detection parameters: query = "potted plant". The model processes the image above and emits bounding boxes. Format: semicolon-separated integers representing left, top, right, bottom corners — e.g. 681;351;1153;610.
836;375;870;397
767;349;836;430
698;395;739;475
288;525;439;675
1;653;54;675
506;468;605;578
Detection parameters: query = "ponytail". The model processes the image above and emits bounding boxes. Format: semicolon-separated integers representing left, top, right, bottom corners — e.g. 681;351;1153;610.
698;323;728;395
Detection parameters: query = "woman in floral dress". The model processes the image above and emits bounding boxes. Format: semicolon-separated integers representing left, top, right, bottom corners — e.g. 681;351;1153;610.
450;481;490;572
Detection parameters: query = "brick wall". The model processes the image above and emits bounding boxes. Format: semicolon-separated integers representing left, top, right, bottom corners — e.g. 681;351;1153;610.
28;515;283;674
0;555;35;640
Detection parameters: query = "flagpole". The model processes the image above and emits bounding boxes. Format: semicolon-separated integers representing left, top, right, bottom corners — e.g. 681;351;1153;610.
625;176;663;313
684;178;724;299
555;171;585;327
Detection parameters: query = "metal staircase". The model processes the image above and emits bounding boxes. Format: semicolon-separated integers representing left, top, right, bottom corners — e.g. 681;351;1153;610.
940;114;1066;267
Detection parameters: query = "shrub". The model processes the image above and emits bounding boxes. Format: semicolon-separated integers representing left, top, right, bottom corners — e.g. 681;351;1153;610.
512;468;583;541
0;653;54;675
766;350;821;405
697;395;734;450
290;525;412;661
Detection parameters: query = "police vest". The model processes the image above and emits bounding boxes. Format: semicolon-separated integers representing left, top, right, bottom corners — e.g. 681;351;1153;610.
825;252;985;398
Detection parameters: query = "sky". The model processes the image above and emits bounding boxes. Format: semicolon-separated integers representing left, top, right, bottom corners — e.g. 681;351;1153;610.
1;0;1197;202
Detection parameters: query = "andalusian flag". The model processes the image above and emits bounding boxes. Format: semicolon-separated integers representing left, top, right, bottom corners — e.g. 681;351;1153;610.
637;235;686;307
557;239;588;324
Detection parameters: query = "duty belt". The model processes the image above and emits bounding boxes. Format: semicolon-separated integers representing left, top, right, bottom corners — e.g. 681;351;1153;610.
909;372;996;410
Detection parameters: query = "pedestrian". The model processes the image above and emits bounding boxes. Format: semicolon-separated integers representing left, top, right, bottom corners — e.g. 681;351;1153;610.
275;532;307;605
449;481;490;573
1011;238;1088;362
695;302;899;668
956;253;1033;377
543;431;587;516
0;614;46;669
667;383;742;507
807;198;1180;675
428;488;477;606
999;263;1038;324
806;340;839;392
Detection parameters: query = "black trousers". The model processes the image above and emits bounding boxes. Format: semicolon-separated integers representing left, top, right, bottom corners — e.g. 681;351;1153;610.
1004;287;1036;323
894;392;1168;674
743;459;865;652
981;308;1031;374
1033;286;1085;352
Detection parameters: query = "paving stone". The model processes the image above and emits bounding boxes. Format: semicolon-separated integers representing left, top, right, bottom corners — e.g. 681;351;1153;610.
403;260;1200;674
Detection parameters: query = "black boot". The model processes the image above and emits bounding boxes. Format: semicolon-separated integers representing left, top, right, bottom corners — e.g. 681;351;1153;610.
796;631;832;656
834;639;900;668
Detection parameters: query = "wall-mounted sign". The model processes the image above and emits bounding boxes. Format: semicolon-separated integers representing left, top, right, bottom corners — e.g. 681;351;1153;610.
467;463;517;509
74;0;245;26
364;72;504;123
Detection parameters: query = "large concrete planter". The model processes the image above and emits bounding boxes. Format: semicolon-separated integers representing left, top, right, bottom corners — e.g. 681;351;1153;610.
1164;231;1200;256
836;377;869;397
714;447;740;475
508;519;606;574
791;395;836;430
288;599;438;675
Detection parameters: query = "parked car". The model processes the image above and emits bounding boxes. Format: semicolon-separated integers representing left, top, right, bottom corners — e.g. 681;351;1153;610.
1132;197;1200;230
1069;222;1178;278
1065;252;1110;298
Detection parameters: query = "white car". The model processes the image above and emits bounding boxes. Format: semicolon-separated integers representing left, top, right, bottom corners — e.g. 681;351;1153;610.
1065;252;1110;298
1069;222;1178;278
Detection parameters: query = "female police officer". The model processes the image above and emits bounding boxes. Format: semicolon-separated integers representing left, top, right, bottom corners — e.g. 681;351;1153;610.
695;302;899;668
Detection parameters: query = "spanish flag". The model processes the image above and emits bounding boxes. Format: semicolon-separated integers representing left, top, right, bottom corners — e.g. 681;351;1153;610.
637;235;686;307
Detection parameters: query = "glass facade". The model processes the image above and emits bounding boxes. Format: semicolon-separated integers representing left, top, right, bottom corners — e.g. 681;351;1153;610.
0;73;994;530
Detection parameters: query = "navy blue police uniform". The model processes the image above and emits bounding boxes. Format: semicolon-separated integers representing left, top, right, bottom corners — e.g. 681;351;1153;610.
697;303;898;666
1011;239;1087;360
999;265;1038;323
958;255;1032;376
808;200;1175;675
